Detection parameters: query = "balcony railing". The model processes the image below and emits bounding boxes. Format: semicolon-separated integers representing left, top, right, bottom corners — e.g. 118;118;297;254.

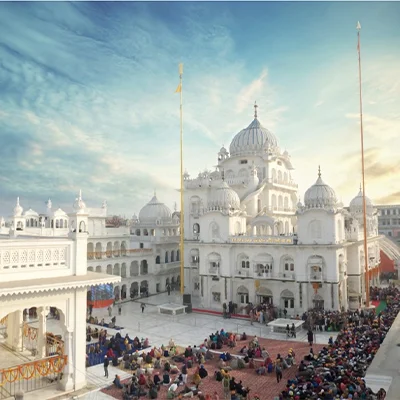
268;178;298;189
229;235;294;245
0;244;69;272
254;271;296;280
235;269;251;278
309;273;325;282
209;266;219;275
87;248;152;260
0;355;68;399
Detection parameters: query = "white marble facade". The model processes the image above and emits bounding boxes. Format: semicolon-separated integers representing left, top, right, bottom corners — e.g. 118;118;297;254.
0;206;120;393
183;104;386;314
0;191;181;301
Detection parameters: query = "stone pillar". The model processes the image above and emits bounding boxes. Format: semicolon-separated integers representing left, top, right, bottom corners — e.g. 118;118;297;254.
6;310;22;351
74;288;87;390
294;282;301;315
58;329;73;391
332;283;339;311
37;307;48;359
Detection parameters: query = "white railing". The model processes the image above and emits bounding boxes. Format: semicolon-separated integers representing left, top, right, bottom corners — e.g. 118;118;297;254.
267;178;298;189
229;235;294;245
209;266;219;275
264;206;297;213
0;243;69;272
253;271;296;280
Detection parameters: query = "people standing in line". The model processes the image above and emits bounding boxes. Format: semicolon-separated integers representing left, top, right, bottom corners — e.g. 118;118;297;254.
104;355;109;378
141;303;146;313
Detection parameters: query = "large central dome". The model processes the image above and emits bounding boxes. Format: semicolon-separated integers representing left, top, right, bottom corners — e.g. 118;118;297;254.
229;104;278;156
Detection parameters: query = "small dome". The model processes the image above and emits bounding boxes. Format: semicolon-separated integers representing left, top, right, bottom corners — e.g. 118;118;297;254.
24;208;39;217
208;181;241;211
349;187;373;215
13;197;23;217
229;105;278;156
139;194;172;224
304;168;337;210
73;190;86;210
52;208;67;217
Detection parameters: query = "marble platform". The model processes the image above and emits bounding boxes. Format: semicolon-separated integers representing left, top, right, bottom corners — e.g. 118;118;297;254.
158;302;187;315
267;318;304;333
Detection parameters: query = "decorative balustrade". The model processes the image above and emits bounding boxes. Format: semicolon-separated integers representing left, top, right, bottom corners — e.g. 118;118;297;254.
209;266;219;275
0;244;69;272
253;271;296;280
87;248;152;260
0;354;68;398
229;235;294;245
267;178;298;189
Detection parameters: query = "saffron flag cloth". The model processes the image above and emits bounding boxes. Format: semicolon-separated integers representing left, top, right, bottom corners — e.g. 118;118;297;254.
175;83;182;93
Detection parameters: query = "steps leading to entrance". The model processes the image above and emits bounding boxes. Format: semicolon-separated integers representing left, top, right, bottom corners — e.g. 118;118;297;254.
192;308;250;320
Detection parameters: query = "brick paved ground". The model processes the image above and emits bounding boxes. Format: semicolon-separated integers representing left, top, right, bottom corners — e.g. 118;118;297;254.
101;336;324;399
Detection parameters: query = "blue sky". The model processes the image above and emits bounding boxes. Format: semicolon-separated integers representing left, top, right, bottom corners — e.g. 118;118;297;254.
0;1;399;217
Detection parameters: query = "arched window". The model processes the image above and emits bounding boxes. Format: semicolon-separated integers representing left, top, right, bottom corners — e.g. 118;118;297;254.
193;223;200;234
155;255;160;264
171;250;175;262
165;251;169;263
56;219;59;228
176;249;180;261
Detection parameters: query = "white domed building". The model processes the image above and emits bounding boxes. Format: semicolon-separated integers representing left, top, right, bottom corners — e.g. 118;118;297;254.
183;104;395;313
1;190;181;304
129;193;181;296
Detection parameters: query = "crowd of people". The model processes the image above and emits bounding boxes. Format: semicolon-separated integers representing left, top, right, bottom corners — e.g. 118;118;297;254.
277;286;400;399
92;284;399;399
86;328;150;367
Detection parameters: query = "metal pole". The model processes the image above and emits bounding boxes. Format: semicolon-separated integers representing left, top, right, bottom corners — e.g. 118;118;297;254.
357;22;370;308
178;63;185;296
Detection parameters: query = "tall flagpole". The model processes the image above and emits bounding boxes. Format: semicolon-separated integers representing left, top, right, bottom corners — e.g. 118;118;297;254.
357;21;370;308
178;63;185;295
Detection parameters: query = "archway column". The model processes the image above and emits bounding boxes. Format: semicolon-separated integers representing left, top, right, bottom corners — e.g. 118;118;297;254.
6;310;24;351
59;328;73;391
37;306;48;358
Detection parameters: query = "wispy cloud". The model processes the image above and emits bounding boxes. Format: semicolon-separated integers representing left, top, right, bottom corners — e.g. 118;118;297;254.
0;2;399;217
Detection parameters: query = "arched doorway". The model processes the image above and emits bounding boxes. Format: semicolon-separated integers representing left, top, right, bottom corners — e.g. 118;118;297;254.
140;281;149;297
256;286;273;305
312;294;324;310
280;289;295;314
130;282;139;299
121;284;127;300
114;286;120;301
237;286;249;306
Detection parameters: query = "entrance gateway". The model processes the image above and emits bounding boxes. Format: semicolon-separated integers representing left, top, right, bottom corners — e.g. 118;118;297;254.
256;286;273;304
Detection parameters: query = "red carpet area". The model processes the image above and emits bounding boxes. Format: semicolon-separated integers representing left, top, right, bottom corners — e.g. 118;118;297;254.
101;336;323;399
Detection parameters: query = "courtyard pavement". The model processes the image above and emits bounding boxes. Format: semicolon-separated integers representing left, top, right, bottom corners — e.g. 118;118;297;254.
78;292;336;399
